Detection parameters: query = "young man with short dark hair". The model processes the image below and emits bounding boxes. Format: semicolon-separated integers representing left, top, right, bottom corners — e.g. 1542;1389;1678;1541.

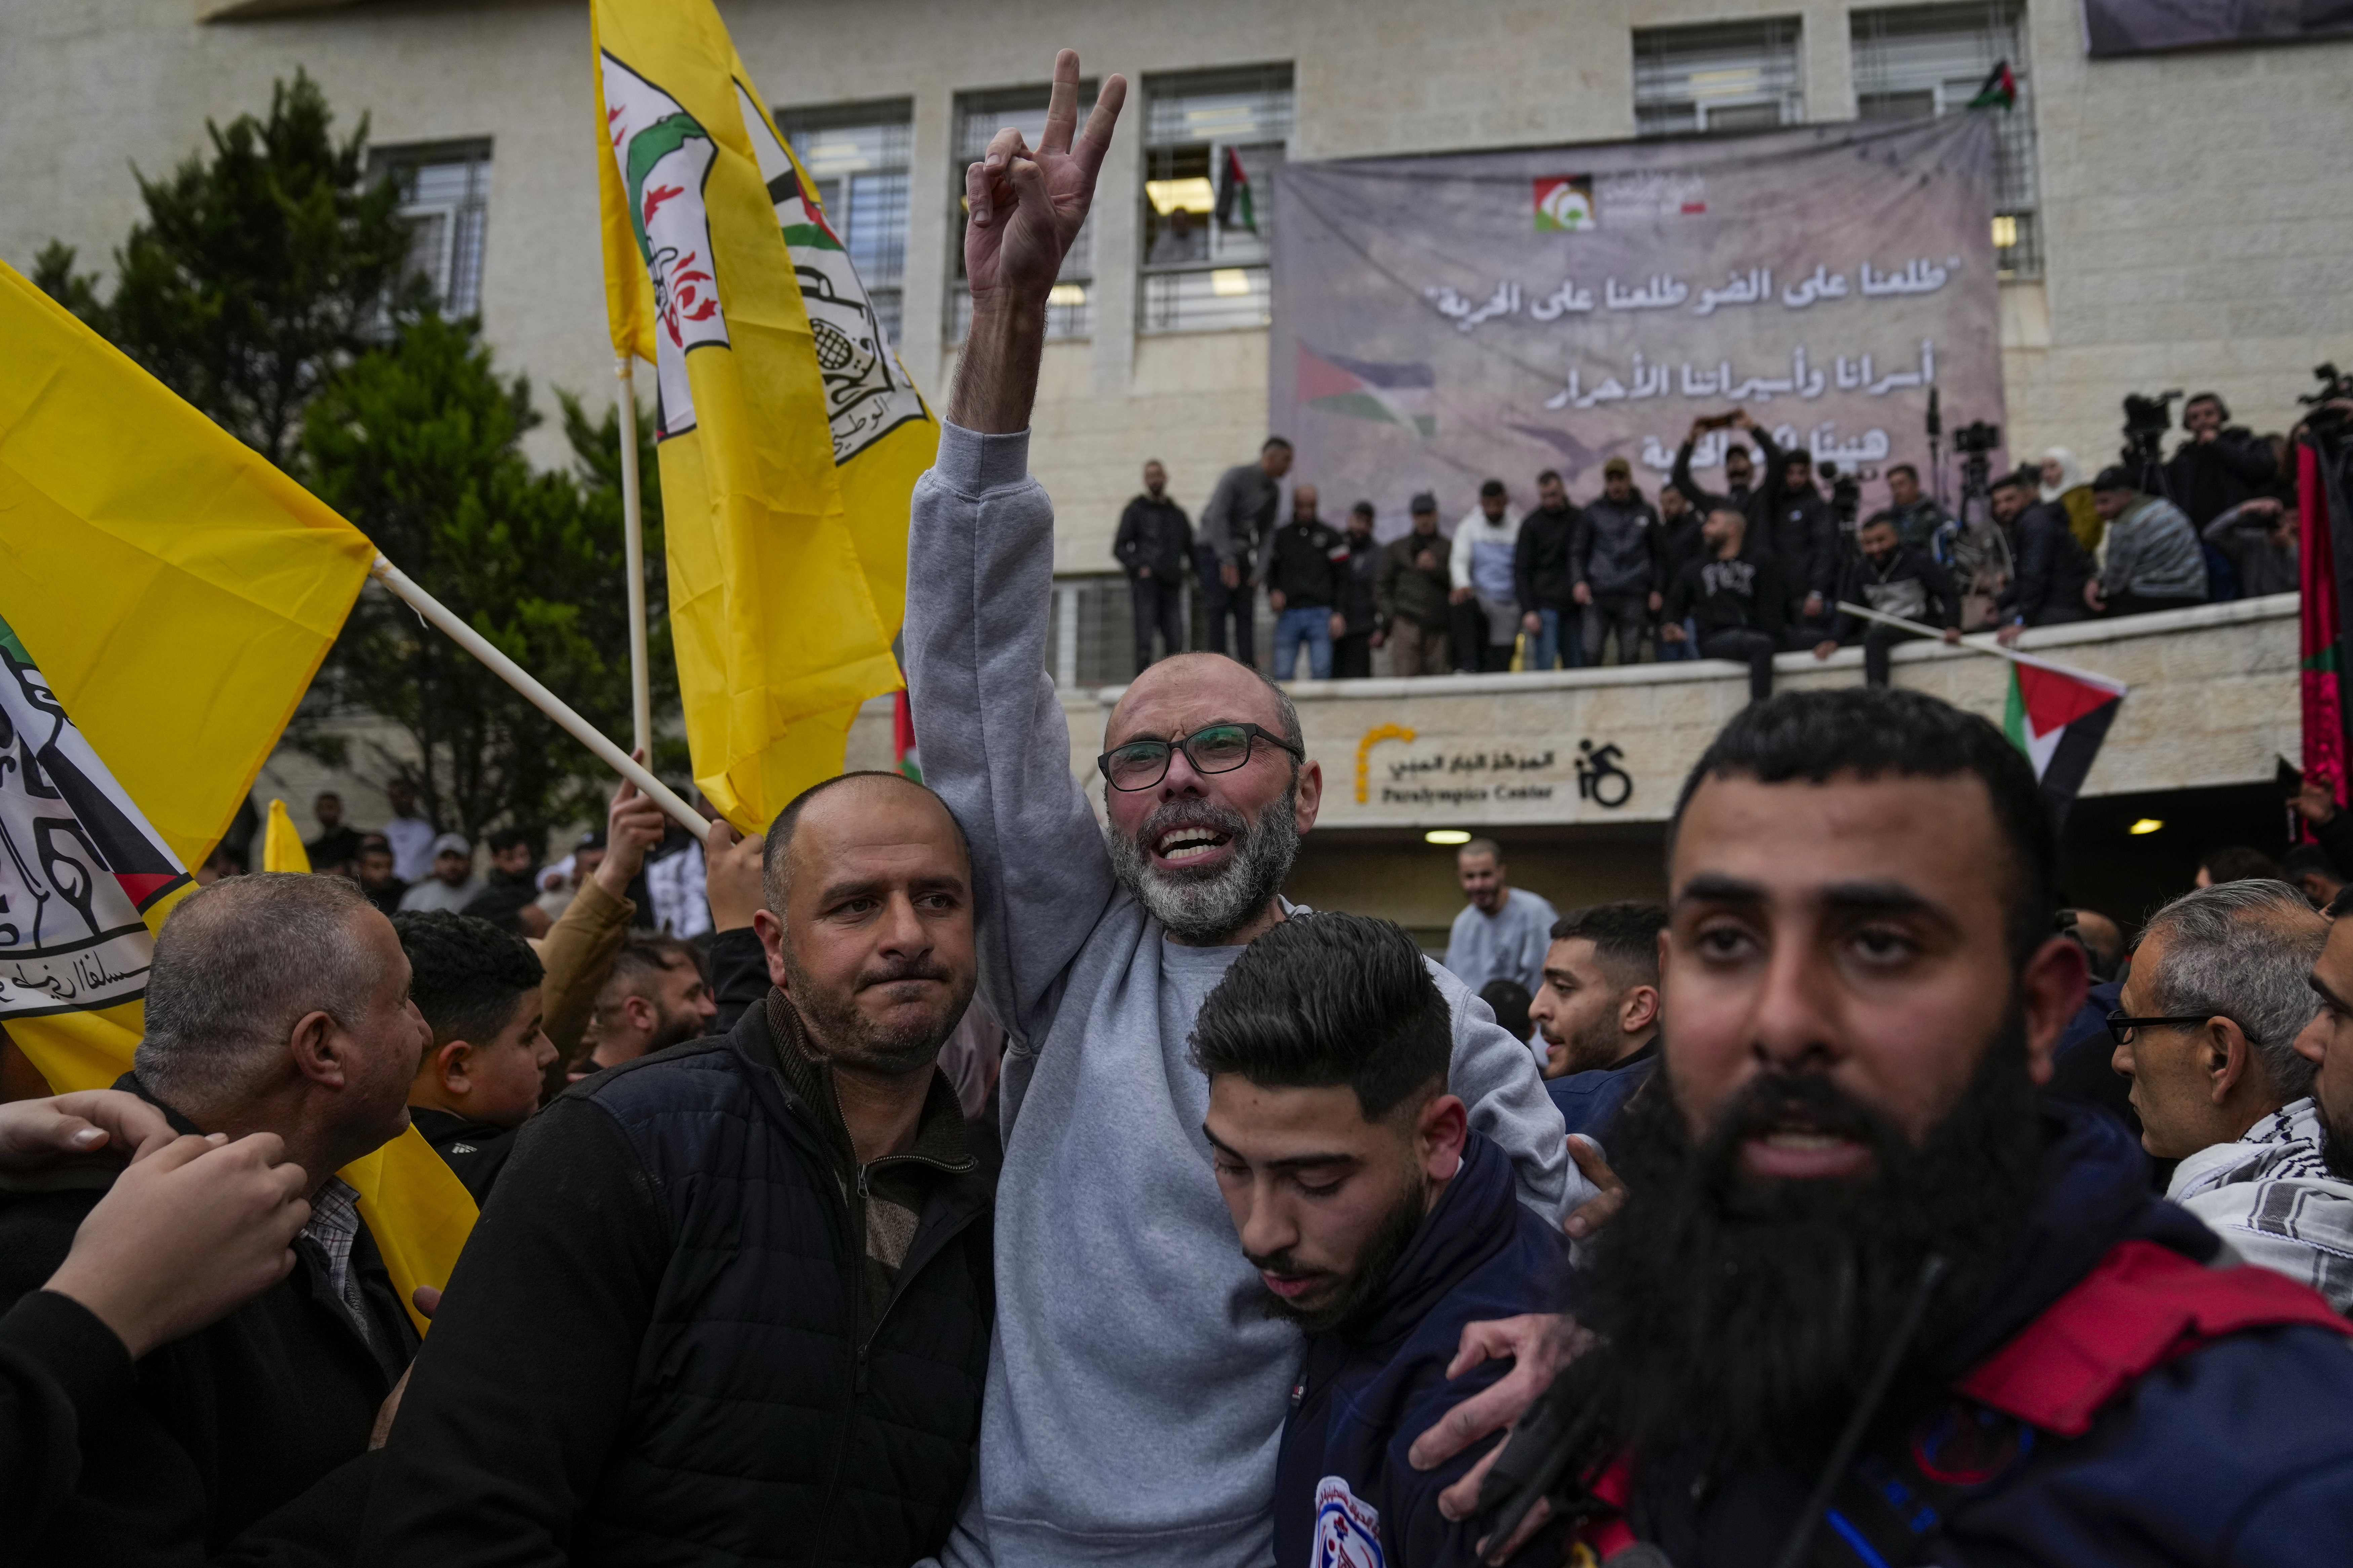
394;911;557;1203
1530;903;1664;1143
1194;913;1569;1568
1812;511;1963;687
579;934;716;1074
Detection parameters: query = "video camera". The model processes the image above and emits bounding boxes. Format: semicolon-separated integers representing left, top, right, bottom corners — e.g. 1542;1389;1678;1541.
1952;420;2001;456
2302;363;2353;443
2119;389;2184;491
1815;459;1871;531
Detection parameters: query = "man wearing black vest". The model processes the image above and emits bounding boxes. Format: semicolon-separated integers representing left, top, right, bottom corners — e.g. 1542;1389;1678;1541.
361;770;992;1568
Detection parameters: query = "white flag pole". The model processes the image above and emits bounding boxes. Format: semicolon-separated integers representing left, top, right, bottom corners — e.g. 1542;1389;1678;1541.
370;555;710;845
616;356;654;756
1832;601;2129;694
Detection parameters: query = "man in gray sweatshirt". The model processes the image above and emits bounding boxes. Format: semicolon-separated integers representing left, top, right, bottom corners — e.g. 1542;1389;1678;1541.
905;53;1584;1568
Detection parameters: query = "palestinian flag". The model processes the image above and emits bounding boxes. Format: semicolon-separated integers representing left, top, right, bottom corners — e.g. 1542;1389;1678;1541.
1968;60;2018;110
1215;146;1256;234
893;689;921;782
1298;344;1437;438
2299;440;2349;815
2004;659;2126;824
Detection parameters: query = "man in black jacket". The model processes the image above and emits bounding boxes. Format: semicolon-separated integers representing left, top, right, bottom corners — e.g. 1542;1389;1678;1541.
1513;470;1583;671
1990;468;2092;640
1197;437;1292;662
0;873;429;1565
1262;483;1347;682
1814;511;1963;686
1115;459;1192;674
1334;500;1383;678
396;911;557;1203
1762;447;1835;642
361;770;992;1568
1573;458;1664;667
1660;505;1785;703
2165;393;2277;527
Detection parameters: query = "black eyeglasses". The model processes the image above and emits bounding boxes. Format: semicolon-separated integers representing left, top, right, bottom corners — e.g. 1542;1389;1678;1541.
1098;722;1303;793
2105;1009;2229;1047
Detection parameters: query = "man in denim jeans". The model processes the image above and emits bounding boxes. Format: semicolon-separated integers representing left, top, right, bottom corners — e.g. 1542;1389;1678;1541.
1261;484;1346;682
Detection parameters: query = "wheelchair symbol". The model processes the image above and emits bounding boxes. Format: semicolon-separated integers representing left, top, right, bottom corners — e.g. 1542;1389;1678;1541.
1576;740;1632;809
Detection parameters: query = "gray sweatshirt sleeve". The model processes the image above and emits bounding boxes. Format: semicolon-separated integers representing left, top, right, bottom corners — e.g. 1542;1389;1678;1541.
1425;958;1586;1219
905;423;1120;1057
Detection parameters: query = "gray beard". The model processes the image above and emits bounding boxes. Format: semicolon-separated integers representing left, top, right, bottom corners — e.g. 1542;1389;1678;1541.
1104;789;1301;944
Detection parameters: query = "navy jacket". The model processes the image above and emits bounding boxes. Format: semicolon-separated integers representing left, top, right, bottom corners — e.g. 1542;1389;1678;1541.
1622;1106;2353;1566
1275;1131;1569;1568
1545;1043;1657;1149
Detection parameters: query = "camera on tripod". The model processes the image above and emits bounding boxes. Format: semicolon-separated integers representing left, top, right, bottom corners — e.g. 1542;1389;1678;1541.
2301;364;2353;443
1816;460;1871;531
1952;420;2001;456
2119;389;2184;491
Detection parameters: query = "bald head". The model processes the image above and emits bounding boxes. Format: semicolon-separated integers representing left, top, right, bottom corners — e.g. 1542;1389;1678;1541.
760;771;971;916
1109;652;1301;754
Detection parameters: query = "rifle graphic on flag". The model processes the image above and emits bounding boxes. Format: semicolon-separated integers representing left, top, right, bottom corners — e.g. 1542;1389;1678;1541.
592;0;938;833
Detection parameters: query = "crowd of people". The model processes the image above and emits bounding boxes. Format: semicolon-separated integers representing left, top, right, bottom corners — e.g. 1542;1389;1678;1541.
7;50;2353;1568
1116;396;2307;704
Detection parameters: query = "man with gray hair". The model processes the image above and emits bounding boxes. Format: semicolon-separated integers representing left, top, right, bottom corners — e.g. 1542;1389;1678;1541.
900;51;1579;1568
2110;878;2353;1309
0;872;429;1561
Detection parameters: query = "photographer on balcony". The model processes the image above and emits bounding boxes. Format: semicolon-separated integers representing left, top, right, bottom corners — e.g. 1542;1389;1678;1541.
2203;494;2300;600
2166;393;2278;527
2085;466;2208;620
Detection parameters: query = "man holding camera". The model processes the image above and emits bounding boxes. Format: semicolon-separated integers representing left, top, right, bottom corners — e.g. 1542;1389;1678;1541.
2165;392;2277;527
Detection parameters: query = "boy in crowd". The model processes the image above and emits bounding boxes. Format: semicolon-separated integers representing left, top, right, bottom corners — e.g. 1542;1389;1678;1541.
1194;914;1569;1568
394;911;558;1203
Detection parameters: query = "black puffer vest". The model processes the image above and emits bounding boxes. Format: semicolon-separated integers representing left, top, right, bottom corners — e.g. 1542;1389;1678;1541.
571;1001;994;1567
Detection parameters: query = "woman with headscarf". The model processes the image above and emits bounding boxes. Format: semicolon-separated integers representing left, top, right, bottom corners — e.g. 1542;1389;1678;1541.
2040;446;2104;557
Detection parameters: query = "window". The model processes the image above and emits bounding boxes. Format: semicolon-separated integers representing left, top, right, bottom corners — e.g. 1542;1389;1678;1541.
1633;19;1804;137
1852;3;2041;278
374;141;491;318
1139;65;1293;334
774;100;913;346
948;86;1097;342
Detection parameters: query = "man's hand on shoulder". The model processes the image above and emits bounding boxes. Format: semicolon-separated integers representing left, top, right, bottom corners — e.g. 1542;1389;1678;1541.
1408;1313;1592;1558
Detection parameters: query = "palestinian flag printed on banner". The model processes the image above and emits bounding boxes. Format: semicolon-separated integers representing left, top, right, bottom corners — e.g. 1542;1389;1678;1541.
2004;659;2126;824
1215;146;1256;234
0;616;189;1021
1298;344;1437;437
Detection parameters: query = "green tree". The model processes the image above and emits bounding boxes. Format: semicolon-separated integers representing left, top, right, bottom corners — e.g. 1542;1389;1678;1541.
295;313;674;842
33;70;420;467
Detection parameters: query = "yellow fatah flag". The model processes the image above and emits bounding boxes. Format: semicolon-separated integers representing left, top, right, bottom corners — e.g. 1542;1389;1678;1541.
0;259;471;1334
262;799;314;872
593;0;938;831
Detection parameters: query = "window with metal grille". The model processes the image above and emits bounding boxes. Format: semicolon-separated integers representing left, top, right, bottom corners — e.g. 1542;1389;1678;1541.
774;100;913;346
1139;65;1293;335
1852;3;2040;279
947;85;1097;342
1632;19;1804;138
374;141;491;318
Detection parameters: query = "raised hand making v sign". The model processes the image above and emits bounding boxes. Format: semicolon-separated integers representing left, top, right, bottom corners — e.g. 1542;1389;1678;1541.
946;51;1126;436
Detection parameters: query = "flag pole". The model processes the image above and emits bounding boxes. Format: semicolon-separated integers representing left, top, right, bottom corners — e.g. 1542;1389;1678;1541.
616;356;653;756
1833;601;2129;693
370;555;710;845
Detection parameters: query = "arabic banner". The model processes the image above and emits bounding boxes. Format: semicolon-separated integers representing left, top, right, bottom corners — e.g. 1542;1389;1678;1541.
2082;0;2353;57
1270;114;2000;528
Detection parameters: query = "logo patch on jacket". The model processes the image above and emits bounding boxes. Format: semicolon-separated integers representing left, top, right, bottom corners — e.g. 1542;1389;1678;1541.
1313;1475;1385;1568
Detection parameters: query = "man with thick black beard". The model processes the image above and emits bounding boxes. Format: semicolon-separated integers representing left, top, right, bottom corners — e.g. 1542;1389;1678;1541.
901;50;1582;1568
1516;689;2353;1566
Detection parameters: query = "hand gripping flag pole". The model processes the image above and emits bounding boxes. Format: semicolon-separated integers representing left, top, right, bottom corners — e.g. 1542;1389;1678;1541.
370;555;710;845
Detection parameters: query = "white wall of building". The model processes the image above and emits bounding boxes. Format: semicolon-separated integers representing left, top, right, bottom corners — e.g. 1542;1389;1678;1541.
5;0;2348;576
